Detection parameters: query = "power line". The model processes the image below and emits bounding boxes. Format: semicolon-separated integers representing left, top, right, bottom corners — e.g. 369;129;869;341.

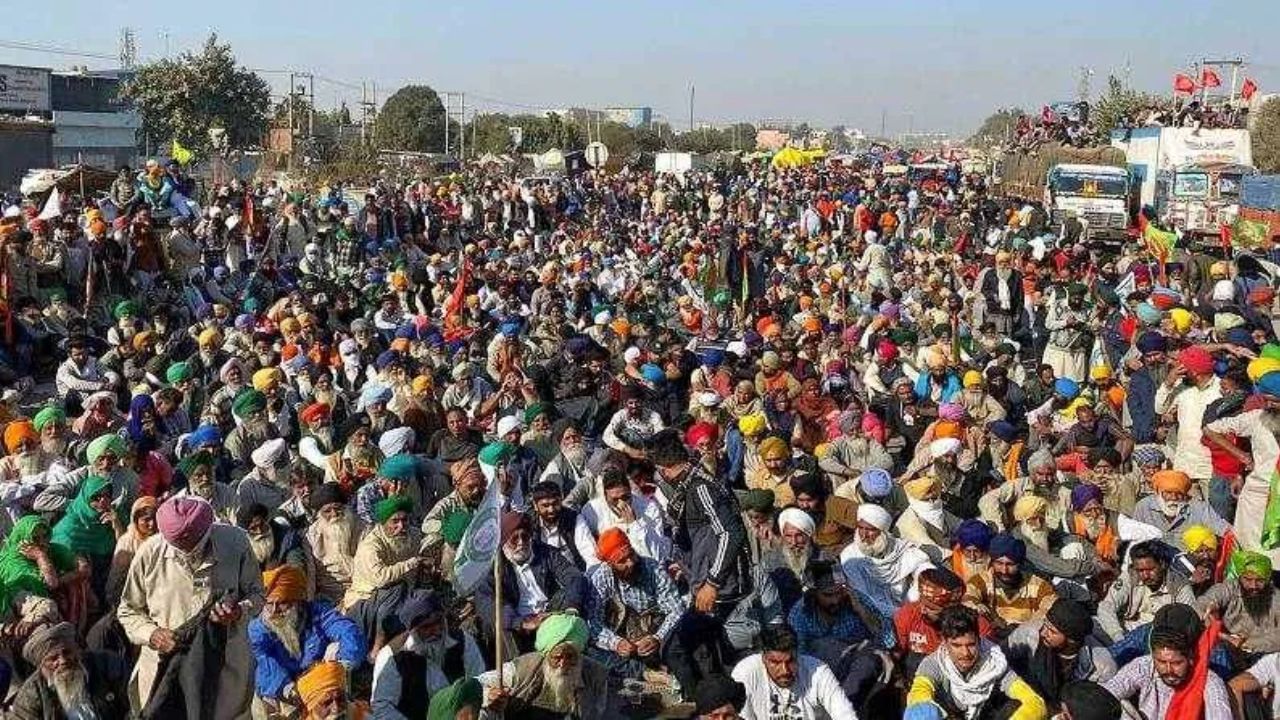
0;39;115;61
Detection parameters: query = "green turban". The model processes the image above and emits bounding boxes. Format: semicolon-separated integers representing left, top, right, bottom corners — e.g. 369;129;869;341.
440;509;473;546
478;442;514;467
86;434;127;464
178;450;214;477
741;489;776;513
31;406;66;432
534;613;588;654
426;678;482;720
1230;550;1273;580
112;300;140;320
166;362;194;384
231;389;267;418
378;454;418;481
1263;344;1280;361
523;402;548;424
373;494;413;524
887;328;918;346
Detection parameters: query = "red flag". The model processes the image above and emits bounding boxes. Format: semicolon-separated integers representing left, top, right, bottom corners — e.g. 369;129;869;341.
443;257;472;321
1220;223;1232;251
243;195;255;235
1200;68;1221;88
1174;73;1197;95
1242;77;1259;101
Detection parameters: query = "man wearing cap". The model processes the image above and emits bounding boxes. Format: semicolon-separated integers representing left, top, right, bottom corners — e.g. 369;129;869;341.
371;590;485;719
1104;603;1232;720
839;502;933;617
964;534;1057;636
1156;345;1222;501
584;528;707;696
118;496;264;717
9;621;131;720
477;612;610;719
475;511;586;655
249;565;366;713
1003;598;1117;709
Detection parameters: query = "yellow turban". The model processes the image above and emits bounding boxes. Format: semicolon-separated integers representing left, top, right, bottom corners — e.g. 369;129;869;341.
197;327;223;349
252;367;282;391
262;565;308;603
758;436;790;461
925;348;948;371
1152;469;1193;495
412;375;433;394
1182;525;1219;553
962;370;983;388
903;476;940;500
1089;366;1111;381
738;414;767;438
1169;308;1192;335
296;662;346;715
1012;494;1048;523
1248;357;1280;383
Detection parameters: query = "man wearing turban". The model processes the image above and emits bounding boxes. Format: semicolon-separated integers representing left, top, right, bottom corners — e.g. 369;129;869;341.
1204;377;1280;561
304;484;361;605
225;388;281;477
476;612;611;720
1197;551;1280;655
1041;279;1093;383
746;436;801;509
979;447;1072;532
294;661;353;720
896;475;962;564
963;531;1058;634
1133;468;1230;547
371;590;486;716
1155;344;1222;506
36;432;139;518
117;496;264;717
342;493;424;649
172;449;237;523
839;501;933;617
1104;603;1232;720
759;508;822;613
1003;487;1110;600
248;565;366;712
8;620;131;719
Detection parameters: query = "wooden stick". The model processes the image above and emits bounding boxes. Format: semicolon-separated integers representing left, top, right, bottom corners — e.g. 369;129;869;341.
493;551;503;690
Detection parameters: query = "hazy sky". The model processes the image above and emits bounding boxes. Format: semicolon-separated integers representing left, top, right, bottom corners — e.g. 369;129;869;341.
5;0;1278;137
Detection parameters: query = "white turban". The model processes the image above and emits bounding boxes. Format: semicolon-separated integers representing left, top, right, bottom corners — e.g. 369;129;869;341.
495;415;523;439
697;391;722;408
778;508;815;536
929;437;962;458
623;347;642;365
594;309;613;325
378;427;416;457
1212;279;1235;302
251;438;288;468
856;503;893;532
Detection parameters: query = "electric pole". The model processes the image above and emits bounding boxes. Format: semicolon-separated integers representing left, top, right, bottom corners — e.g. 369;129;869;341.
1199;57;1245;101
689;85;695;132
287;72;295;173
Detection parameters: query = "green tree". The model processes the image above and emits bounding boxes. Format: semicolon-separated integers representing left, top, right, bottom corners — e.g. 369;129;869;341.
122;34;270;156
1254;97;1280;173
1092;75;1171;141
969;108;1025;146
375;85;447;152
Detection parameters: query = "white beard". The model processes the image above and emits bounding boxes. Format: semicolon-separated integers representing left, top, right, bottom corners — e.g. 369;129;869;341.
561;444;587;469
1159;497;1187;519
538;660;583;713
909;498;946;530
1022;525;1051;551
249;532;275;564
856;533;890;558
314;515;355;558
41;438;67;459
47;665;90;714
264;606;303;658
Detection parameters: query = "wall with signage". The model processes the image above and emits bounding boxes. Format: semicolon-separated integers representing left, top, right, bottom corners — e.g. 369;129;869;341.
0;65;52;114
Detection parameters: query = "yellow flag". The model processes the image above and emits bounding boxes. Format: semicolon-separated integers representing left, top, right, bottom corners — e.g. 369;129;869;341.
171;139;194;166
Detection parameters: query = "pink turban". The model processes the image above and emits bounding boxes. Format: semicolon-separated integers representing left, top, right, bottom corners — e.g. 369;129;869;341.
156;496;215;550
938;402;967;422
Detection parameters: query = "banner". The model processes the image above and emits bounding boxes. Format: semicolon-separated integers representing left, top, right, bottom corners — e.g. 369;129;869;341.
452;467;501;595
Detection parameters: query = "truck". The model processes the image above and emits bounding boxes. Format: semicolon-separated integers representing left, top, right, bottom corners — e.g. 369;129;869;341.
1235;174;1280;251
1111;127;1256;248
992;144;1132;244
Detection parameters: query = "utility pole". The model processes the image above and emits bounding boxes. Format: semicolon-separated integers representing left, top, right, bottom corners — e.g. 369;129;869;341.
880;108;886;139
1200;57;1245;102
1077;66;1093;103
287;72;296;173
118;28;137;70
689;85;695;133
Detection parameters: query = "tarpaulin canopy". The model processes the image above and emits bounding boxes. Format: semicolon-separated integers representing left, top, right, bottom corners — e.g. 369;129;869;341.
19;164;116;198
771;147;813;169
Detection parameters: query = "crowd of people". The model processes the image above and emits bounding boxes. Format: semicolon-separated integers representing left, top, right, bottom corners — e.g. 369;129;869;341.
0;145;1275;720
1003;96;1249;155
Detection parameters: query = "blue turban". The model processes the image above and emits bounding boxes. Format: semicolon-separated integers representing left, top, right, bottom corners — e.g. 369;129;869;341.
565;336;592;358
394;325;417;339
953;519;994;551
859;468;893;499
701;348;725;367
1257;372;1280;398
1132;444;1166;467
1136;331;1167;354
1071;483;1105;511
188;424;222;448
640;363;666;385
375;350;402;370
1224;326;1257;352
500;320;521;337
1053;377;1080;399
989;534;1026;563
988;420;1018;443
379;454;419;481
358;382;393;411
1135;303;1162;326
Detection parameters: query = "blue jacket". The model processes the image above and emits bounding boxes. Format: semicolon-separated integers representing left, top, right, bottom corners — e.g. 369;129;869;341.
249;600;367;699
914;372;961;404
1126;366;1159;444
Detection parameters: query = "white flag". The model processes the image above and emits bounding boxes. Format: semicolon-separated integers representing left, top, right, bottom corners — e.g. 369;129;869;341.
452;470;502;596
38;189;62;221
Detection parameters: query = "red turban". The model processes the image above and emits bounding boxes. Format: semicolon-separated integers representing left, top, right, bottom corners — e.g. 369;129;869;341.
876;340;899;363
1250;286;1276;305
299;403;331;425
685;421;719;447
1177;346;1215;376
596;528;632;564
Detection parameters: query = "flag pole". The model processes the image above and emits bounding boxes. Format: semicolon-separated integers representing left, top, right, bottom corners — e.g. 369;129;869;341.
493;550;503;690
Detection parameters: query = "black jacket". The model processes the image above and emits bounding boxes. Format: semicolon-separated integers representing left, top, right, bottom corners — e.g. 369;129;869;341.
9;651;131;720
474;541;586;638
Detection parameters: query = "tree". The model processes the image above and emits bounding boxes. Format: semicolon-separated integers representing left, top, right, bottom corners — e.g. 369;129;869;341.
1092;75;1171;141
969;108;1025;146
375;85;447;153
122;34;270;157
1254;97;1280;173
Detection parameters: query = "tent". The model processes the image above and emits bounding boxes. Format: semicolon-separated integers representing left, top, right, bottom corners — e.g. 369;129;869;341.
771;147;812;169
19;164;116;198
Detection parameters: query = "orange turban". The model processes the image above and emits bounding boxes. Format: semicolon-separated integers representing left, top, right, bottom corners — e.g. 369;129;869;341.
4;421;37;453
296;661;346;716
1152;469;1193;495
412;375;433;394
596;528;632;564
933;420;964;440
262;565;308;603
390;338;411;353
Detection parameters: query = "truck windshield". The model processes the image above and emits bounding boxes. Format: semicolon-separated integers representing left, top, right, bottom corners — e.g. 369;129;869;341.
1051;173;1127;197
1218;174;1245;199
1173;173;1209;197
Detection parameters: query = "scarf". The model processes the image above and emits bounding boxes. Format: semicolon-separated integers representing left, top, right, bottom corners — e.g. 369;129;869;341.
1166;617;1222;720
846;538;926;616
1073;514;1118;562
908;498;946;532
51;475;118;557
935;640;1009;719
0;516;76;614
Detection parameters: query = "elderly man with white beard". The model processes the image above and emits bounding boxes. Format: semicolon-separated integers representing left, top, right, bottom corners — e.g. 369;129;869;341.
37;433;138;517
172;450;237;522
298;402;339;471
236;437;292;512
370;591;485;720
758;508;824;614
978;447;1073;531
1131;469;1229;548
839;503;933;618
342;495;426;657
9;621;131;719
1007;495;1108;600
476;613;611;720
306;483;362;605
543;421;593;505
224;389;280;477
204;357;249;430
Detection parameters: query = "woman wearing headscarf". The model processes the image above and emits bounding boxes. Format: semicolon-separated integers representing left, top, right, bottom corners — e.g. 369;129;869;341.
72;390;125;442
105;496;158;604
792;376;837;453
126;394;165;455
0;515;86;628
51;475;121;607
